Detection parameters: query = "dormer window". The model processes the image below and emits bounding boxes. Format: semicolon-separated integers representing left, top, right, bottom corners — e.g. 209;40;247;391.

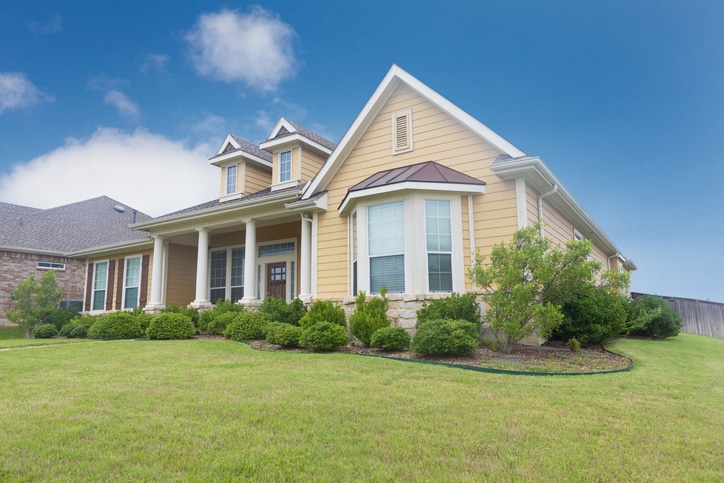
280;151;292;183
226;165;237;194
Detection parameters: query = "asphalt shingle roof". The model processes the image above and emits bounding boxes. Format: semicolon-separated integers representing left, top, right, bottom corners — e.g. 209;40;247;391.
0;196;151;254
229;135;273;162
277;120;337;151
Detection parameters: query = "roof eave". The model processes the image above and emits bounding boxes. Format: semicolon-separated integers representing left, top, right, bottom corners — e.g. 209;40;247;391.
66;238;153;258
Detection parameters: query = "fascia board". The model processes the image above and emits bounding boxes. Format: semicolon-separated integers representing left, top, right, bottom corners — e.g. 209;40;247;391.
285;192;328;212
304;64;525;200
0;246;65;256
213;134;240;156
209;150;272;169
67;238;153;258
338;181;486;215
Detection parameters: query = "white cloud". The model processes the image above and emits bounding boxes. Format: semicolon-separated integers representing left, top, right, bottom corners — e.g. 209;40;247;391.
0;128;219;217
185;7;298;92
0;72;54;114
28;15;62;34
141;54;170;73
104;90;140;119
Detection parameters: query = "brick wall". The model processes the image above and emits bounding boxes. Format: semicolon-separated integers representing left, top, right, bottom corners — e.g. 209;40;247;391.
0;250;86;324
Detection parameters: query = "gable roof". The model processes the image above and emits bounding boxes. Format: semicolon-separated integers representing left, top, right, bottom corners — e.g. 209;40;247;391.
0;196;151;254
303;64;525;200
209;134;272;168
260;117;337;155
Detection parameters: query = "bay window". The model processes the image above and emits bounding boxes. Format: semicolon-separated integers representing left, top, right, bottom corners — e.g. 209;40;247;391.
425;200;453;292
368;200;405;293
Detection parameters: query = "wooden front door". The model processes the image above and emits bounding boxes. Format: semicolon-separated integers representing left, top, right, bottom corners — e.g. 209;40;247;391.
267;262;287;299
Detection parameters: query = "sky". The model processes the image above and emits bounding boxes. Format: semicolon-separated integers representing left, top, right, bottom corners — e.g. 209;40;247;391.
0;1;722;302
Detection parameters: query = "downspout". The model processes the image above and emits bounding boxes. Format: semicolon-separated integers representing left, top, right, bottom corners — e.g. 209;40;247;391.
537;184;558;238
607;252;622;271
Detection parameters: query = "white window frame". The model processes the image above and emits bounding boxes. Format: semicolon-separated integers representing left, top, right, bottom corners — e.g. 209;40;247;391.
226;164;237;195
279;150;292;183
208;245;245;303
352;192;464;295
425;199;453;293
122;255;142;310
37;261;66;271
91;260;109;312
256;238;297;301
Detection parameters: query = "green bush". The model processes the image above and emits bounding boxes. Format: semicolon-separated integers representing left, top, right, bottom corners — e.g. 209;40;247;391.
45;306;80;330
146;313;195;340
69;325;88;338
198;300;245;333
627;295;683;338
87;311;144;340
160;304;199;326
58;323;75;337
207;312;238;335
264;322;303;347
299;321;349;351
370;326;411;351
224;312;272;340
411;319;479;356
258;297;307;326
552;288;628;345
349;289;390;346
417;293;480;326
300;300;346;330
129;306;153;332
33;323;58;338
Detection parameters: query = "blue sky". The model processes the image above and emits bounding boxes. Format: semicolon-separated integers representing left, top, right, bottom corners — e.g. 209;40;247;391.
1;1;722;302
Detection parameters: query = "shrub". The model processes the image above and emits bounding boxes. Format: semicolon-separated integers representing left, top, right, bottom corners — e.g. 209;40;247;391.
33;324;58;338
45;306;80;331
567;338;581;353
300;300;346;330
349;289;390;346
258;297;307;326
299;321;349;351
264;322;303;347
627;295;683;338
207;312;238;335
417;293;480;326
146;313;195;340
69;325;88;338
87;312;144;340
160;304;199;327
58;323;75;337
411;319;479;356
130;306;153;332
224;312;272;340
552;288;628;345
60;314;95;338
370;326;411;351
198;300;245;333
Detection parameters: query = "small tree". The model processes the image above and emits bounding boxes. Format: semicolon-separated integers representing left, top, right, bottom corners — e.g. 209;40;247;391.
468;223;602;353
5;271;65;338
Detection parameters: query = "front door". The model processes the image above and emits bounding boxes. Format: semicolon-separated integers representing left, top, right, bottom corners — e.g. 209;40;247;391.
267;262;287;299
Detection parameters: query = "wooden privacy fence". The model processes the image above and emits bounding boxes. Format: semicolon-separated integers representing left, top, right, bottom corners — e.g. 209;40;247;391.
632;293;724;339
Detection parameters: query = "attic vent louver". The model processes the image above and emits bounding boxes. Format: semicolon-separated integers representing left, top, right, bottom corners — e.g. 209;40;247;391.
223;142;235;153
392;109;413;154
275;126;290;138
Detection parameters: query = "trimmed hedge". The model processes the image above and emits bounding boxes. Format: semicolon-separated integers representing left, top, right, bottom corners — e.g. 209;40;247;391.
370;326;411;351
258;297;307;326
417;293;480;326
87;312;144;340
349;290;390;346
411;319;479;356
264;322;303;347
553;289;629;345
198;300;245;333
207;312;238;336
146;313;195;340
300;300;346;330
299;321;349;351
33;323;58;338
224;312;272;340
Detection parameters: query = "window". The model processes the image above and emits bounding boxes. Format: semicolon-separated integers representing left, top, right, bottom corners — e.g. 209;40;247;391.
37;261;65;271
259;242;295;258
425;200;453;292
92;261;108;311
368;201;405;293
391;109;413;154
123;256;141;309
226;165;237;194
210;248;245;303
279;150;292;182
573;230;584;242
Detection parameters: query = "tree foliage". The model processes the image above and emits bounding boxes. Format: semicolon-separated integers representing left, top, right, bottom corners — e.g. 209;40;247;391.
626;295;682;338
468;223;627;353
5;271;66;338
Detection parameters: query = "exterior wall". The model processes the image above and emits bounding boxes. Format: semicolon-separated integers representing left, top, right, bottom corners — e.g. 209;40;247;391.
0;250;86;323
301;149;327;184
243;162;272;195
166;243;196;306
316;83;517;298
85;250;152;312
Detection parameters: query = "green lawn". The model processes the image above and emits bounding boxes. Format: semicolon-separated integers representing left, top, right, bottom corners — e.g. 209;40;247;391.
0;333;721;481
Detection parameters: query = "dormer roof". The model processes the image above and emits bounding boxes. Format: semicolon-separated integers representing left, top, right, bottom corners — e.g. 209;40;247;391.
209;134;272;168
260;117;336;155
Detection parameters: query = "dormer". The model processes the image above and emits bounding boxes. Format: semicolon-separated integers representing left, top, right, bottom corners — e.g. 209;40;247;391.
209;135;273;201
259;118;336;192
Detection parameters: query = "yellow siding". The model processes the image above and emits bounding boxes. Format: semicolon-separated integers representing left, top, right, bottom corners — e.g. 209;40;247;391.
244;162;271;195
301;149;327;184
316;83;520;298
166;244;196;306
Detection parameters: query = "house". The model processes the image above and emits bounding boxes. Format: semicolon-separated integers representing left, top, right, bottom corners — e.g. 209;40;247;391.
0;197;151;322
70;65;635;328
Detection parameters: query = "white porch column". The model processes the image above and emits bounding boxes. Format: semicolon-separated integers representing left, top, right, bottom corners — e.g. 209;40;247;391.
191;228;211;309
241;219;257;303
146;235;165;310
299;214;313;301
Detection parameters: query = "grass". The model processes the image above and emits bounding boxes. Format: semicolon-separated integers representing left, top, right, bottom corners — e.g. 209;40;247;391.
0;333;721;481
0;325;90;349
